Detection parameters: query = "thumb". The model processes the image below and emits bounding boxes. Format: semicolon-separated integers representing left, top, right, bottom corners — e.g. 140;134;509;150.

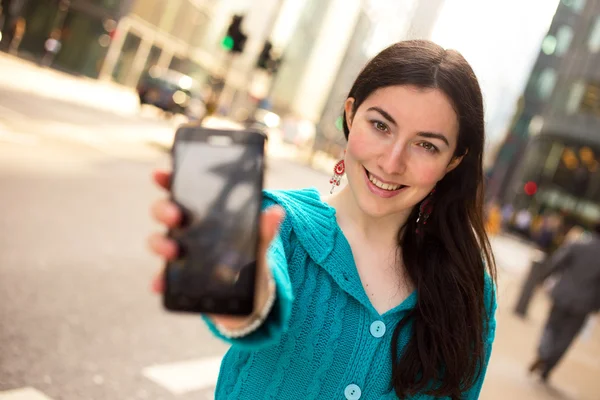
261;206;285;245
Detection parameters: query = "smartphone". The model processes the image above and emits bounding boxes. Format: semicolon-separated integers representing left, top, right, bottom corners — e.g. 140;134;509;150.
163;125;266;315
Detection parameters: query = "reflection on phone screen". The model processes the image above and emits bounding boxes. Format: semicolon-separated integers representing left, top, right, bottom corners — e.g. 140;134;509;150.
169;139;263;299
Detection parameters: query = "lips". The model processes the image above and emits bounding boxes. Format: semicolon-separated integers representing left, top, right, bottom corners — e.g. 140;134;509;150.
363;167;408;198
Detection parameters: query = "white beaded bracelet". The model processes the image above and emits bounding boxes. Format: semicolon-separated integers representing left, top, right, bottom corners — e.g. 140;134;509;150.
216;275;277;339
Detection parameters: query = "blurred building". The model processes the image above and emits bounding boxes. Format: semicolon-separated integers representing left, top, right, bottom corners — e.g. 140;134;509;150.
269;0;361;123
312;0;446;157
10;0;288;88
99;0;217;87
489;0;600;227
14;0;133;78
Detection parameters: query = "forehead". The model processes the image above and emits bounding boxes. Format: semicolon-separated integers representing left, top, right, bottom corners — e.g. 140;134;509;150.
359;85;459;141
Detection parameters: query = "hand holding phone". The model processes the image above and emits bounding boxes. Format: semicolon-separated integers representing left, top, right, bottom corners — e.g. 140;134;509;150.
150;126;283;320
149;177;283;327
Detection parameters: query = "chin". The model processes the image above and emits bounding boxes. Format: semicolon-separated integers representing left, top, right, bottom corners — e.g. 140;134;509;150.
354;189;402;218
352;183;419;220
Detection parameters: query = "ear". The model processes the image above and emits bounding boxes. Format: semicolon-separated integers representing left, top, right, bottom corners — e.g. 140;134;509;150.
445;149;467;174
344;98;355;130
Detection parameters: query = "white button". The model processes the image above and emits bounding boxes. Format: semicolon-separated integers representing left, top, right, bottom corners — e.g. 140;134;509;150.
370;320;386;338
344;384;361;400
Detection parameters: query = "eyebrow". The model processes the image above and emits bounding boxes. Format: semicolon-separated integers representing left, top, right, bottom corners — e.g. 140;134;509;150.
367;106;450;147
417;132;450;147
367;106;397;126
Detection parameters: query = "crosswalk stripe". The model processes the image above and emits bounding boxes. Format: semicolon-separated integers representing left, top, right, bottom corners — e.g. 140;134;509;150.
0;388;54;400
142;355;222;395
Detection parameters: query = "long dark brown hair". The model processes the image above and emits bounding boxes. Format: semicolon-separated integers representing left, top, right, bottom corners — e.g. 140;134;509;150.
342;40;496;399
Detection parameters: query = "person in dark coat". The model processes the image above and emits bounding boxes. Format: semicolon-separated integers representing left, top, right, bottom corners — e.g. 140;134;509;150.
529;223;600;381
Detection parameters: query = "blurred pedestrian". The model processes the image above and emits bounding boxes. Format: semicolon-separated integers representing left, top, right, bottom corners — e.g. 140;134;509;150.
529;222;600;382
8;16;25;54
149;40;497;399
534;213;562;253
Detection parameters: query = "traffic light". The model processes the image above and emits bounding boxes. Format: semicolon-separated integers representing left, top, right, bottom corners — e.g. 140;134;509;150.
222;15;247;53
523;181;538;196
257;41;273;70
257;41;282;74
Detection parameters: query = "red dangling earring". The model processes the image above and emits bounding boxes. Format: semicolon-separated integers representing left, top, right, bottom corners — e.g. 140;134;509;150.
329;151;346;194
416;188;435;234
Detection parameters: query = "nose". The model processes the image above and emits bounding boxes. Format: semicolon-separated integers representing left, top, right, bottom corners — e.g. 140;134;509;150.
378;141;407;176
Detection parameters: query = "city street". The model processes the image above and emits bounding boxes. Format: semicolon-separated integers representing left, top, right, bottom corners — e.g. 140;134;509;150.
0;84;599;399
0;83;332;400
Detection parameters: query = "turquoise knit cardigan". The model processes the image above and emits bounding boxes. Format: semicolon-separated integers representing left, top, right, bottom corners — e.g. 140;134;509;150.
203;188;497;399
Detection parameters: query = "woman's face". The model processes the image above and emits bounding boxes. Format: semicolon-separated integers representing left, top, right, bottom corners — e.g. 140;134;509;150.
344;84;463;219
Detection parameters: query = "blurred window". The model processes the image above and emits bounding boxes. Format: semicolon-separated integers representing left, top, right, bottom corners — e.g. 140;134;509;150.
579;81;600;115
536;68;557;100
18;2;59;58
542;34;557;55
555;25;574;55
554;145;591;196
520;138;553;183
112;32;142;85
528;115;544;136
141;45;162;77
53;9;108;78
565;81;586;114
562;0;586;13
588;16;600;53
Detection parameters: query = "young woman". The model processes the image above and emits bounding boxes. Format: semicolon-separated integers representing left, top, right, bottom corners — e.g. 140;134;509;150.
149;40;497;400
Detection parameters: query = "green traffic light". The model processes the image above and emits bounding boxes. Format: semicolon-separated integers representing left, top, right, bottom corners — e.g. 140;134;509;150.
222;35;234;50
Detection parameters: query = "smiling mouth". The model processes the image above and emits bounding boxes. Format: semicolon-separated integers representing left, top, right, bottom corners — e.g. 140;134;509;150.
364;168;407;191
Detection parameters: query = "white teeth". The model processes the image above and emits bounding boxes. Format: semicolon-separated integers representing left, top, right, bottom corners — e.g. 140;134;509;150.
367;172;402;191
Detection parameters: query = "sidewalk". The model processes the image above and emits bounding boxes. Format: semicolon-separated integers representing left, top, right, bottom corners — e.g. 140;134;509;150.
0;53;140;116
483;233;600;400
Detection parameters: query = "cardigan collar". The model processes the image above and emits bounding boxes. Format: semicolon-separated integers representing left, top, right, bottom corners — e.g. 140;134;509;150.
263;188;416;318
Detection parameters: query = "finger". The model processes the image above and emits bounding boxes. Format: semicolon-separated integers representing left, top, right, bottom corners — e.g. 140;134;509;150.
153;170;172;191
260;206;285;244
257;207;285;269
147;232;179;260
151;271;164;294
151;199;182;227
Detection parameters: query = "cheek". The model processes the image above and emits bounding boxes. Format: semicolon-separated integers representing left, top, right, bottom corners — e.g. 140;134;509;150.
347;127;377;161
410;162;446;187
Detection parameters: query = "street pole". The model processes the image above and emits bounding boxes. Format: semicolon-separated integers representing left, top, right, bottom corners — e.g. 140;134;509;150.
245;0;285;120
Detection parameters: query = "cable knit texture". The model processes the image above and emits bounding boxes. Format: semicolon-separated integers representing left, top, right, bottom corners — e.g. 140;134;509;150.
203;188;497;399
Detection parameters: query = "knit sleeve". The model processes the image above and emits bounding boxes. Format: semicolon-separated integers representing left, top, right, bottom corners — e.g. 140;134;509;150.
201;197;294;350
462;273;498;399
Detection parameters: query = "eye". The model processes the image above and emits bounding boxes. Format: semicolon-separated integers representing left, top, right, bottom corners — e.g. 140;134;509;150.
418;142;439;153
370;120;389;132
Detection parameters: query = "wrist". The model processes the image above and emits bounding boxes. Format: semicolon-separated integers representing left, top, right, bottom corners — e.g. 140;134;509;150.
211;269;276;333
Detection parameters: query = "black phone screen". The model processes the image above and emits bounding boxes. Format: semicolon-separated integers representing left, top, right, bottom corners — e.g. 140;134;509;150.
164;128;264;315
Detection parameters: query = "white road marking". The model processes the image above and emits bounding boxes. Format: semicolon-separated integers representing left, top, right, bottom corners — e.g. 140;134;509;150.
142;355;222;395
0;388;54;400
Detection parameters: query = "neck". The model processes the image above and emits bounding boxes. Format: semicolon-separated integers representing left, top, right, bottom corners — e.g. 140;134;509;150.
327;186;412;248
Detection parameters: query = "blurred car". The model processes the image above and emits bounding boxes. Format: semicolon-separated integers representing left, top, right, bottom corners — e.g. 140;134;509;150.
136;67;206;120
